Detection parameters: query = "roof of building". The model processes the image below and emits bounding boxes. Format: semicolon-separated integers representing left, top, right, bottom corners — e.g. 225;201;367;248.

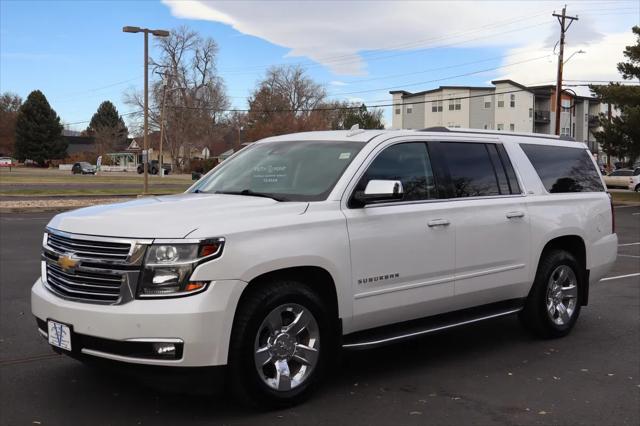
390;85;494;98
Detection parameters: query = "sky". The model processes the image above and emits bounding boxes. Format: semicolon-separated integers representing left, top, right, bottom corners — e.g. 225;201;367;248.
1;0;638;132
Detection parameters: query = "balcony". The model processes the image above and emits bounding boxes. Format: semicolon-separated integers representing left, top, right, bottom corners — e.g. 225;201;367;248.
534;110;550;123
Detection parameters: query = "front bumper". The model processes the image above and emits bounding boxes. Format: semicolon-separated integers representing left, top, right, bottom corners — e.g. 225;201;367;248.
31;277;246;367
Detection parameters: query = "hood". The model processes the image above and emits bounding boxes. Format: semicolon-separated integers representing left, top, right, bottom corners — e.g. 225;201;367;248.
47;193;309;239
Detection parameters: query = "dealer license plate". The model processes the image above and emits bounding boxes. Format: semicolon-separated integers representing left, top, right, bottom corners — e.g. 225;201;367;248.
47;320;72;351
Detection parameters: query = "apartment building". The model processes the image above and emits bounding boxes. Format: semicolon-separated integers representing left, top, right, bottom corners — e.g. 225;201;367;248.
390;79;606;153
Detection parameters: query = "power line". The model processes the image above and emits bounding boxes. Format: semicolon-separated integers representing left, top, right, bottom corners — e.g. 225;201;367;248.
219;13;553;75
330;54;553;96
62;82;615;126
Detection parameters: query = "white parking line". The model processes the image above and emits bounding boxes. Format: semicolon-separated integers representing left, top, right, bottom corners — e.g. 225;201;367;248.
632;212;640;216
618;242;640;247
614;205;638;209
600;273;640;282
618;254;640;259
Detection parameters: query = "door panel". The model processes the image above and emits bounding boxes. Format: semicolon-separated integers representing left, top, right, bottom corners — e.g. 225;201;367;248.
450;198;531;304
345;202;455;331
434;141;532;306
344;141;455;331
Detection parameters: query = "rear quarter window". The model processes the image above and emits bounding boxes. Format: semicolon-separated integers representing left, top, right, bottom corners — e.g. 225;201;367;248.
520;144;604;193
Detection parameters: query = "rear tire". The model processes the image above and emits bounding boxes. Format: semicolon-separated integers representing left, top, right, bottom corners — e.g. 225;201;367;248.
520;249;583;338
635;184;639;192
228;279;335;408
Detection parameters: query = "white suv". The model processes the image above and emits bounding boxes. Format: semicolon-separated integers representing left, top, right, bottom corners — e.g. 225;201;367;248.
32;128;617;406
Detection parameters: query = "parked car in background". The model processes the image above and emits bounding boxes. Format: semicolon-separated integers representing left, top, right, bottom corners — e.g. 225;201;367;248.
603;169;638;190
137;160;171;175
71;162;96;175
0;157;14;167
33;128;617;406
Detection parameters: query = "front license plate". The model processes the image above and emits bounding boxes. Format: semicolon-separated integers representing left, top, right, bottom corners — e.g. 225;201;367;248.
47;320;72;351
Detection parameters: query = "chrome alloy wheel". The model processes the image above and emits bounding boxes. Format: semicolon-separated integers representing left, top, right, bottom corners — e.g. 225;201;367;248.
546;265;578;325
254;304;320;392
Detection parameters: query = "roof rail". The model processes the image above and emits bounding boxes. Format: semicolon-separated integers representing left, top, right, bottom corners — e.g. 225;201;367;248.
418;127;577;142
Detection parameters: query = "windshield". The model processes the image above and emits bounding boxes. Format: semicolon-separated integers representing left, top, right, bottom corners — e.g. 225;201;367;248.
190;140;364;201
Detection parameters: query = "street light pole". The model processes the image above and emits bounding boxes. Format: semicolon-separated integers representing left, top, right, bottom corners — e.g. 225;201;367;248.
143;30;149;192
123;26;170;194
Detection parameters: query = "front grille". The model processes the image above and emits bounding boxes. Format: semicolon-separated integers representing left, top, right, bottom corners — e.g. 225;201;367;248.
47;232;131;261
42;229;149;305
46;262;123;303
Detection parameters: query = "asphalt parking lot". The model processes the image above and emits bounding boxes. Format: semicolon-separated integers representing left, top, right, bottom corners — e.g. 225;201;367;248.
1;207;638;426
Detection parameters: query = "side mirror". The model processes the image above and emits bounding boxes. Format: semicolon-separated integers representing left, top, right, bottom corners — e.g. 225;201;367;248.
353;180;403;206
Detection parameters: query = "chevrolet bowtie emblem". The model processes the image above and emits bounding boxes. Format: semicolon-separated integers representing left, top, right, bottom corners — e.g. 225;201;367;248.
57;254;79;272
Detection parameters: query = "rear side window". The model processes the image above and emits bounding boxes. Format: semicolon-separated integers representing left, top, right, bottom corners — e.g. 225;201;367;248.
439;142;519;197
520;144;604;193
610;170;633;176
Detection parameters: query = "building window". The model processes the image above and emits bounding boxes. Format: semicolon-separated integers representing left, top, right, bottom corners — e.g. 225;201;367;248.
572;123;576;137
509;123;515;131
455;99;461;110
529;108;533;118
407;106;413;114
560;127;570;136
432;100;443;112
510;94;516;108
497;94;504;108
497;123;504;130
484;96;491;109
395;108;401;115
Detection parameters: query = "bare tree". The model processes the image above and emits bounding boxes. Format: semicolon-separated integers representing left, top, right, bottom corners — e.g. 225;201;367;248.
124;26;229;169
246;65;327;140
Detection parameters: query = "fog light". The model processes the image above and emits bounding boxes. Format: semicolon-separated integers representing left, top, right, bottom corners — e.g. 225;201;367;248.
153;342;176;357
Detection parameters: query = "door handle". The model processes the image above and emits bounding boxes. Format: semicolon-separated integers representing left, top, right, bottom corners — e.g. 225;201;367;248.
506;211;525;219
427;219;450;227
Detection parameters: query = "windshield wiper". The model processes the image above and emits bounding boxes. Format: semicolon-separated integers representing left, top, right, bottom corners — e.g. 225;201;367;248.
214;189;288;202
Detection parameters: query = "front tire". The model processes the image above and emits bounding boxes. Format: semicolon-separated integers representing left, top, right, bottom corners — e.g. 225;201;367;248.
228;280;334;407
520;250;583;338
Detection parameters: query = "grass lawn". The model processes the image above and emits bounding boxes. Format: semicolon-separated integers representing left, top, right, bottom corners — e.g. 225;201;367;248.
0;168;193;196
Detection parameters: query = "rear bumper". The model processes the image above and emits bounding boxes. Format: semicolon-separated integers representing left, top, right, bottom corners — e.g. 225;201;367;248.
588;233;618;285
31;277;246;367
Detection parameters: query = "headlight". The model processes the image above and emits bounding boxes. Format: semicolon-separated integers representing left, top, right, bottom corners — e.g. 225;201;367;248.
137;238;224;298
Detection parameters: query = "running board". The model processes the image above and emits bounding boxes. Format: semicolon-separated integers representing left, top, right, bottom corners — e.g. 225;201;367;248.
342;299;524;350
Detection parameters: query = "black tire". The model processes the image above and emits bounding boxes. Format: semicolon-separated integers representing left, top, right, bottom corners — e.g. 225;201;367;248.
228;279;336;408
635;184;639;192
137;167;143;174
520;249;583;338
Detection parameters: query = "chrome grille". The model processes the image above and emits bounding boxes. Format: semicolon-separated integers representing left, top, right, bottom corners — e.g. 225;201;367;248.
42;229;150;305
47;232;131;261
46;263;122;302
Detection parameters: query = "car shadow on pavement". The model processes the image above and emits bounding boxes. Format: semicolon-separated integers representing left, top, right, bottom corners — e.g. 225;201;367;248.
30;315;533;423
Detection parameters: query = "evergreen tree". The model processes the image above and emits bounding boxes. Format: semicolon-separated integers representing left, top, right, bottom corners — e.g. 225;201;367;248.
86;101;128;155
591;26;640;166
341;104;385;130
14;90;66;165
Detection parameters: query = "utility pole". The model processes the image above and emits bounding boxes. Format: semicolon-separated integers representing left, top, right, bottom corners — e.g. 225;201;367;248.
552;5;578;136
158;78;168;177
